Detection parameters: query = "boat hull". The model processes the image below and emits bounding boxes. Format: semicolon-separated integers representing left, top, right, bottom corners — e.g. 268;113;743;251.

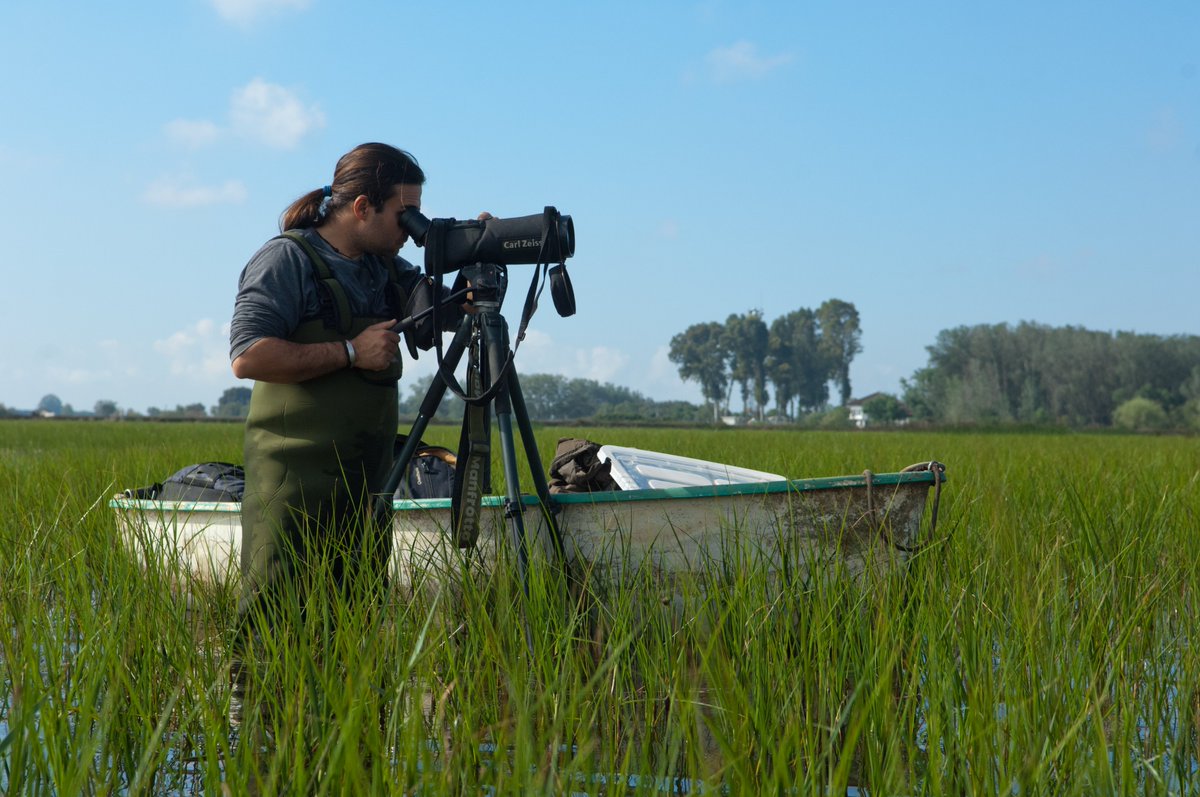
110;463;945;587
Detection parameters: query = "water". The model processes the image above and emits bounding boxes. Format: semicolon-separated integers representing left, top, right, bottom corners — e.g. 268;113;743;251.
3;640;1196;795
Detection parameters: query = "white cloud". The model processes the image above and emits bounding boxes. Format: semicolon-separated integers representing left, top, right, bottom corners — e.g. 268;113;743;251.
164;118;221;148
230;78;325;149
143;176;247;207
159;78;323;153
514;328;555;358
427;329;629;385
706;41;793;83
211;0;311;27
574;346;629;383
649;345;673;379
153;319;233;378
45;365;99;386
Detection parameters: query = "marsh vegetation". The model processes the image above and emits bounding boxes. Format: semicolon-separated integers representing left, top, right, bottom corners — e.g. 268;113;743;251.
1;421;1197;794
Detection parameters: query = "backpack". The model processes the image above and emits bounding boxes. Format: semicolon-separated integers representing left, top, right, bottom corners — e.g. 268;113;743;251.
393;437;457;500
157;462;246;502
548;437;619;494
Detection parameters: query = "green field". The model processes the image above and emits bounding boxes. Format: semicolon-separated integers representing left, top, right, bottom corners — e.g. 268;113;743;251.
1;420;1197;795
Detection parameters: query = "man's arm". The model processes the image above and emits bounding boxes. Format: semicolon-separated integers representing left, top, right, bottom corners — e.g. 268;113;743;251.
232;319;401;383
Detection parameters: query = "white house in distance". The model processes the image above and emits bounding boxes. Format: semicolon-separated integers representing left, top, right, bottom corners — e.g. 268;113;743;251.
846;392;904;428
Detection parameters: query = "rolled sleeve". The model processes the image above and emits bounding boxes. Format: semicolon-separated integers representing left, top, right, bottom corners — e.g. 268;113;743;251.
229;240;309;361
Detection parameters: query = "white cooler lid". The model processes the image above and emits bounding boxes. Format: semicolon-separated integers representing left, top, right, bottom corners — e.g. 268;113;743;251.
597;445;785;491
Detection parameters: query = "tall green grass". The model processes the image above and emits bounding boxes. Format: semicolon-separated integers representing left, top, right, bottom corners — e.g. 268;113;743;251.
1;420;1197;794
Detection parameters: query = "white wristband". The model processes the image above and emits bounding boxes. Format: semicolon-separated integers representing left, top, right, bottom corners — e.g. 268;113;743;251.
343;339;357;368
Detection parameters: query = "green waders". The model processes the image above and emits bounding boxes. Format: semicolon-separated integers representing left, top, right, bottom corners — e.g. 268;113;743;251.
237;315;399;630
236;232;413;639
229;234;417;729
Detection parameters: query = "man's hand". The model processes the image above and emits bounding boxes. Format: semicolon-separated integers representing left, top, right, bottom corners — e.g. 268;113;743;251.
351;319;403;371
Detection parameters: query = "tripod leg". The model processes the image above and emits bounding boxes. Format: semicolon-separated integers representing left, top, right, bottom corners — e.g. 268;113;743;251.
506;367;566;562
376;314;474;526
477;311;533;595
475;308;538;658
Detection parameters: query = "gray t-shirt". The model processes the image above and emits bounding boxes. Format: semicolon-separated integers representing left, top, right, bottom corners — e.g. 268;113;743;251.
229;228;426;361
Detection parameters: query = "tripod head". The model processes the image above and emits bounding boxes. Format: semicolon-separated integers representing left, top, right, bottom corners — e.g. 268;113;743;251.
457;262;508;309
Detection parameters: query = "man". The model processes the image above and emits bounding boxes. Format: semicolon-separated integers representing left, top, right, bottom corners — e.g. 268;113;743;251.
229;143;456;645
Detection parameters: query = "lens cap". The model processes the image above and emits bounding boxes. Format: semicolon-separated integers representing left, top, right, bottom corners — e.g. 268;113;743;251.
402;277;437;356
549;265;576;317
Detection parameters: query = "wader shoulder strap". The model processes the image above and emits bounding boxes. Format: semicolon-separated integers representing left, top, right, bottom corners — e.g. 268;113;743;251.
278;230;352;336
383;259;413;321
277;231;416;339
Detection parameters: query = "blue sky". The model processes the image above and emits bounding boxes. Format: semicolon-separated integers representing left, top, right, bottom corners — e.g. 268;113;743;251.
2;1;1197;414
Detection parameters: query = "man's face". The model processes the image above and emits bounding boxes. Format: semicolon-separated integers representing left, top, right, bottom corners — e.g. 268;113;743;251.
362;184;423;258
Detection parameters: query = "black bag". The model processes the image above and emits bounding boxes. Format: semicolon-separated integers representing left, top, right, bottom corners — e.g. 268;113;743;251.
157;462;246;502
393;437;457;500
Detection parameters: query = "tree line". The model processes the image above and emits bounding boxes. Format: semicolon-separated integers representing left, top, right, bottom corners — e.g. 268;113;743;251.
8;318;1198;431
901;322;1200;430
395;373;709;425
2;389;255;420
668;299;863;422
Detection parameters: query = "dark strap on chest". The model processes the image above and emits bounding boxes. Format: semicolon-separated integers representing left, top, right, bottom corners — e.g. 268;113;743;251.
279;231;352;336
277;231;412;337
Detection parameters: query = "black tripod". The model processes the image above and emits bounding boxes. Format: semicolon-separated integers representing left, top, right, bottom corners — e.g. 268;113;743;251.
374;262;566;599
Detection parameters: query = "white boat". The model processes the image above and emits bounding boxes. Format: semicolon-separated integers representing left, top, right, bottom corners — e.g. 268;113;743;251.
109;450;946;588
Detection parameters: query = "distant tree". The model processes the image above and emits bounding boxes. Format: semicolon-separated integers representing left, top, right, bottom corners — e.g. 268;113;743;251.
767;315;797;420
512;373;687;422
560;378;605;419
725;310;770;421
519;373;569;420
903;322;1200;426
1177;398;1200;431
94;399;119;418
1183;365;1200;403
905;324;1027;423
38;394;63;415
397;373;460;423
862;393;907;425
669;322;731;423
790;308;830;414
816;299;862;406
393;370;700;424
147;403;209;419
596;399;705;424
1178;366;1200;430
811;405;852;429
1113;397;1169;431
213;387;253;418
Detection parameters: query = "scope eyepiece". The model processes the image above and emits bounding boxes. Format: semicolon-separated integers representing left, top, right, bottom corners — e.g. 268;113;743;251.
399;206;431;246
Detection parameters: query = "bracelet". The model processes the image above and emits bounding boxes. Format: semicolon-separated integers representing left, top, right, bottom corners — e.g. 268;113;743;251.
342;339;357;368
